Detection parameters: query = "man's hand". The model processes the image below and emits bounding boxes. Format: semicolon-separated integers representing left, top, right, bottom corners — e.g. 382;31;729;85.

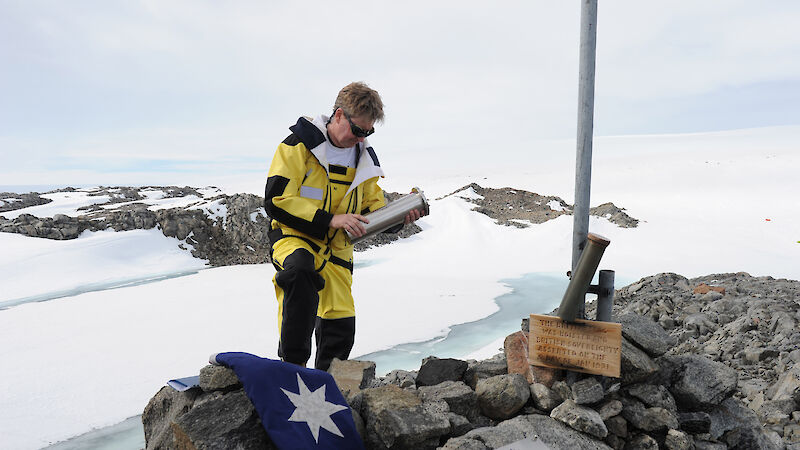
404;208;425;225
331;213;369;237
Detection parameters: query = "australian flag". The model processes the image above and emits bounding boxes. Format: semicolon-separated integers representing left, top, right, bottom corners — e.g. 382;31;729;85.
211;352;365;449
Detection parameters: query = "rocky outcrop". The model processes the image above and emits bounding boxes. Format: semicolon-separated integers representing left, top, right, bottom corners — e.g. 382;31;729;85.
440;183;572;227
585;271;800;447
0;186;421;266
143;272;799;449
0;191;52;212
1;183;634;264
588;203;639;228
440;183;639;229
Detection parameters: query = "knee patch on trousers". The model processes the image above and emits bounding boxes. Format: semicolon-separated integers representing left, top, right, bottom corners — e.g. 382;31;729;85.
275;248;325;292
275;247;326;366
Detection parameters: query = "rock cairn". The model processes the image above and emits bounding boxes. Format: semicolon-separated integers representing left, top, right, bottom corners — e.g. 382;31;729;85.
142;272;799;449
587;272;800;448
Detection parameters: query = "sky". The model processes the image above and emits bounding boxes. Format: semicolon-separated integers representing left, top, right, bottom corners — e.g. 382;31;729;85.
2;1;800;188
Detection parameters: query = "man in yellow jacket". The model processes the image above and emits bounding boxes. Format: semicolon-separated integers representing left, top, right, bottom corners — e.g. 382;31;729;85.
264;82;423;370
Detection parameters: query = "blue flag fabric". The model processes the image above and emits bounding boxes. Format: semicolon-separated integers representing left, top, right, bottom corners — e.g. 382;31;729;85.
211;352;365;450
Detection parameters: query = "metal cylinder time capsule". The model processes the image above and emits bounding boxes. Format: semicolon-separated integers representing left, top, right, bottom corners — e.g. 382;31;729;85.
346;187;429;245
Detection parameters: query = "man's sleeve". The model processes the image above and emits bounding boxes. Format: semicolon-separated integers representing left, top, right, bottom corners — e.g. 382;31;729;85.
359;177;387;216
264;140;333;240
360;178;404;234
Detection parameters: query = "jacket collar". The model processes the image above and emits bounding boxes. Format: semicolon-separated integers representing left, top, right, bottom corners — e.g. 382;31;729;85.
307;115;385;195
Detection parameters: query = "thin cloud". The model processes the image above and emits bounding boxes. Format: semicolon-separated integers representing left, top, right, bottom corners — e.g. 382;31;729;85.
1;1;799;185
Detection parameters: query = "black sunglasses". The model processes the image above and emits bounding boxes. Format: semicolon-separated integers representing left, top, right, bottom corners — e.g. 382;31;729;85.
342;111;375;138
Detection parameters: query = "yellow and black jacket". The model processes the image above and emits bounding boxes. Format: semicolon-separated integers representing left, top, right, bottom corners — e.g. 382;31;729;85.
264;115;388;269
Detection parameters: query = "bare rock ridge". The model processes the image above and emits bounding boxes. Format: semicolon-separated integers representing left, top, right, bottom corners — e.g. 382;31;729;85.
0;191;53;212
143;272;800;449
0;186;421;266
0;184;637;265
440;183;638;228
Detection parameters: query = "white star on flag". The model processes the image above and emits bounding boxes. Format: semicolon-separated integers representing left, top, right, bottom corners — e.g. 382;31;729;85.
281;372;348;443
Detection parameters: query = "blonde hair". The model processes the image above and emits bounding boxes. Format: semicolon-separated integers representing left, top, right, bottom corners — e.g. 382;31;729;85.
333;82;385;124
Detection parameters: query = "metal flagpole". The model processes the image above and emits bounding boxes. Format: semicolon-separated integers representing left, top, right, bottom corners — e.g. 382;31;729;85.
571;0;598;320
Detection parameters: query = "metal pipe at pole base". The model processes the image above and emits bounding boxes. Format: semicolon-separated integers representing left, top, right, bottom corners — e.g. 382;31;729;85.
558;232;610;322
595;270;615;322
346;187;429;245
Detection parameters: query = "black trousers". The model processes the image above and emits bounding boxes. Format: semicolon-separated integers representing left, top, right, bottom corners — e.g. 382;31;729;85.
275;248;355;371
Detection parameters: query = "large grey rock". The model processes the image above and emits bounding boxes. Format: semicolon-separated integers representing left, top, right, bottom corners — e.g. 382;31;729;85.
530;382;562;412
694;441;727;450
758;398;795;423
460;415;536;448
664;429;693;450
604;434;624;450
383;369;417;388
524;414;613;450
448;412;474;437
357;384;420;420
640;407;679;433
443;414;612;450
684;313;718;337
597;400;623;421
768;364;800;405
784;424;800;444
416;356;469;387
476;374;531;420
710;397;781;450
624;434;658;449
744;347;779;364
551;380;573;402
198;364;240;392
370;401;451;449
328;358;376;399
620;397;678;433
142;386;202;449
550;399;608;438
440;437;490;450
352;408;366;442
359;384;450;449
678;412;711;434
171;391;274;449
665;355;737;408
620;337;659;385
605;415;627;438
418;380;478;418
617;313;676;356
463;353;508;389
625;383;677;413
572;377;604;405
